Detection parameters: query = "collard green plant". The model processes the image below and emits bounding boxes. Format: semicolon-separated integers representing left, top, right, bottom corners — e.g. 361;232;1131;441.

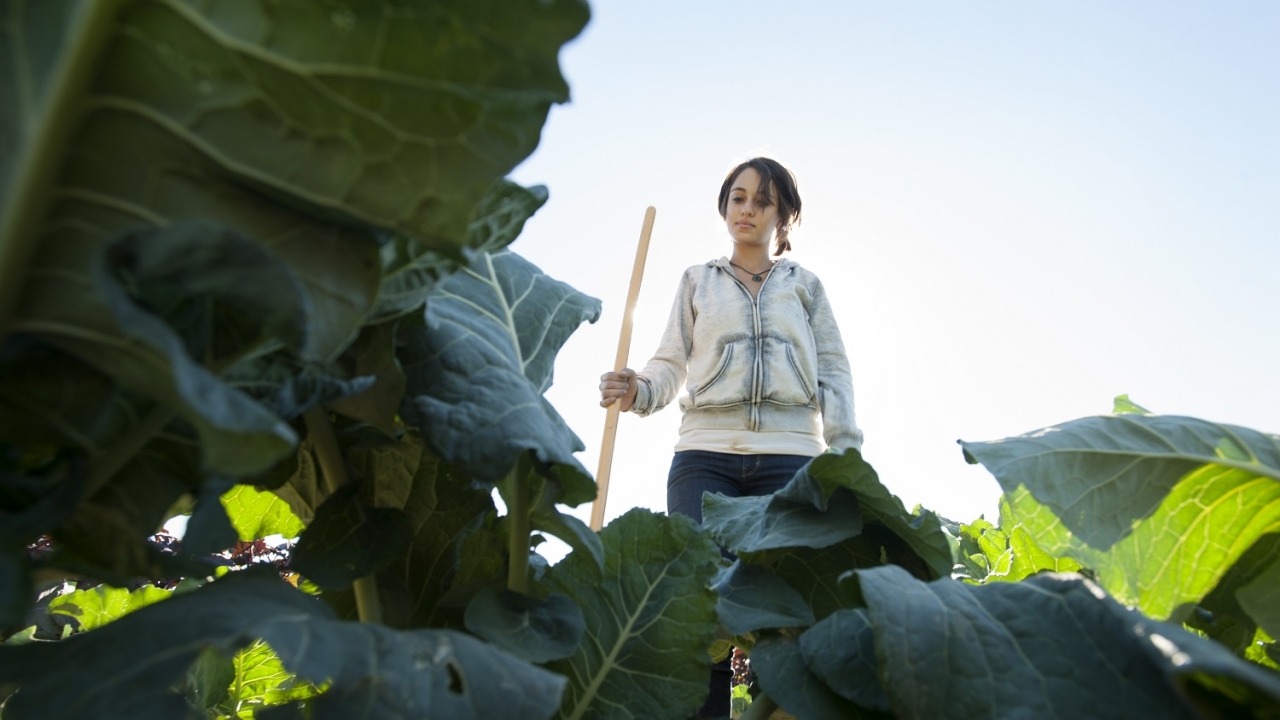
960;411;1280;625
4;3;1280;719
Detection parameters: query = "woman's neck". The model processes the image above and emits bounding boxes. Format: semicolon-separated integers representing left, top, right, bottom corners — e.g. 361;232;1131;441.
729;248;773;272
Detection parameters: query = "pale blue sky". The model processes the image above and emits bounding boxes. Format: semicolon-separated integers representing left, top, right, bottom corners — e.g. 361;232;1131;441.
510;1;1280;551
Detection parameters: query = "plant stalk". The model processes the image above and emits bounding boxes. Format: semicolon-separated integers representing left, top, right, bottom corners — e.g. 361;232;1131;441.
303;405;382;623
0;0;125;340
739;692;778;720
506;456;532;595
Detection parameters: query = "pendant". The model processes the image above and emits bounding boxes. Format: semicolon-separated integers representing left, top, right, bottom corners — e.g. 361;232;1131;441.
752;274;763;282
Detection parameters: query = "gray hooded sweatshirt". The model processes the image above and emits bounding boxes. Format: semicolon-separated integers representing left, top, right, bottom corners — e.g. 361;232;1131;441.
630;257;862;455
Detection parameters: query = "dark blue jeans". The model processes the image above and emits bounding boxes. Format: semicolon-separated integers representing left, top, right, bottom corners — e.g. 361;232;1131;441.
666;450;814;719
667;450;813;527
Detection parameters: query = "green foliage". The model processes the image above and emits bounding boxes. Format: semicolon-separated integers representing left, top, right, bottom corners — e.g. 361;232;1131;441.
0;569;568;720
3;3;1279;719
961;413;1280;621
953;503;1083;584
849;565;1280;719
543;509;721;720
47;583;171;632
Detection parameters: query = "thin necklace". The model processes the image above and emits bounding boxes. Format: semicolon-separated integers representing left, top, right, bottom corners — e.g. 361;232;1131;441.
728;259;775;282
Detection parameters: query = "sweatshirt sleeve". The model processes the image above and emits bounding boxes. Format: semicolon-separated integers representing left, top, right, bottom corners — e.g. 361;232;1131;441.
808;276;864;451
630;270;694;417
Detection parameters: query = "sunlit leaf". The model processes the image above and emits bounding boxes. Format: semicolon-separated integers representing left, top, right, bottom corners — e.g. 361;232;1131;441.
962;414;1280;619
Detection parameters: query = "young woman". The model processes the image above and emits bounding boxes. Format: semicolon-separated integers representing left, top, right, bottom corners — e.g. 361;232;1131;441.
598;157;862;718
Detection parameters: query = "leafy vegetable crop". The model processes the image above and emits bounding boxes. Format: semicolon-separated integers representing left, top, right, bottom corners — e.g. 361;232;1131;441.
2;3;1279;720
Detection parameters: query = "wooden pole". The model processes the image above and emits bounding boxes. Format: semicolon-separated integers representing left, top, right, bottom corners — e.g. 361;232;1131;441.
590;206;656;531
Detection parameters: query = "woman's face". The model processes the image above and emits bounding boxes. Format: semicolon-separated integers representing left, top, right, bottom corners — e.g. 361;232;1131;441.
722;167;778;250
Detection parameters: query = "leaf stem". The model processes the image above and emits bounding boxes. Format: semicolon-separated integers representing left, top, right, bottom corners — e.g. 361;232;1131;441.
0;0;126;339
506;455;532;595
303;406;382;624
739;692;778;720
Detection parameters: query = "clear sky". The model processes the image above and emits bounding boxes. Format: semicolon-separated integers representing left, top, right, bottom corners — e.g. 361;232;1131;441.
508;1;1280;560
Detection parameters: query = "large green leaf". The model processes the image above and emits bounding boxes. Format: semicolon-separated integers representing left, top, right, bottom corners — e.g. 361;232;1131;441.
400;249;601;483
805;450;953;580
0;338;137;454
961;414;1280;619
702;477;864;554
750;634;875;720
543;509;721;720
713;561;815;636
291;483;413;591
2;0;589;473
0;567;567;720
380;441;496;629
797;609;889;712
325;323;404;435
852;565;1280;720
463;588;584;664
373;179;550;321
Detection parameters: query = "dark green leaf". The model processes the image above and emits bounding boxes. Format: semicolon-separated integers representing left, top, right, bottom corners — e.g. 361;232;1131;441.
798;609;890;712
400;250;601;484
0;568;567;720
380;447;496;629
327;323;405;435
750;635;876;720
0;338;137;454
857;565;1280;720
544;509;721;720
182;473;239;555
373;180;550;320
105;219;311;362
962;414;1280;619
224;352;376;422
291;484;413;591
70;222;303;477
343;426;422;511
509;467;604;574
713;561;815;635
1238;556;1280;640
806;450;953;580
468;181;551;254
184;646;235;712
757;533;884;621
463;588;584;663
703;484;863;554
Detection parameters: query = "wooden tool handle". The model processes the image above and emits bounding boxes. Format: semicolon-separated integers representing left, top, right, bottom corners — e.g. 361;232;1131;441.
590;206;656;531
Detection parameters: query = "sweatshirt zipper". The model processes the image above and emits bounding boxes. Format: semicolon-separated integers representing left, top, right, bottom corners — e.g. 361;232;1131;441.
724;261;776;432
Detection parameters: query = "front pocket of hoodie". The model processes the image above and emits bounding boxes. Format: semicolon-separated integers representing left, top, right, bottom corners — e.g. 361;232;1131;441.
761;338;816;407
690;339;754;407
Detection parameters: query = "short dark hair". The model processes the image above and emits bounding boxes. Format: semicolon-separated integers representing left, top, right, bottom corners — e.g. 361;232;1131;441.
717;157;802;256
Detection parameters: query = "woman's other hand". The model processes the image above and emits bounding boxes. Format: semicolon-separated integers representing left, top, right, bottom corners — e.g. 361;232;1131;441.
599;368;637;411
